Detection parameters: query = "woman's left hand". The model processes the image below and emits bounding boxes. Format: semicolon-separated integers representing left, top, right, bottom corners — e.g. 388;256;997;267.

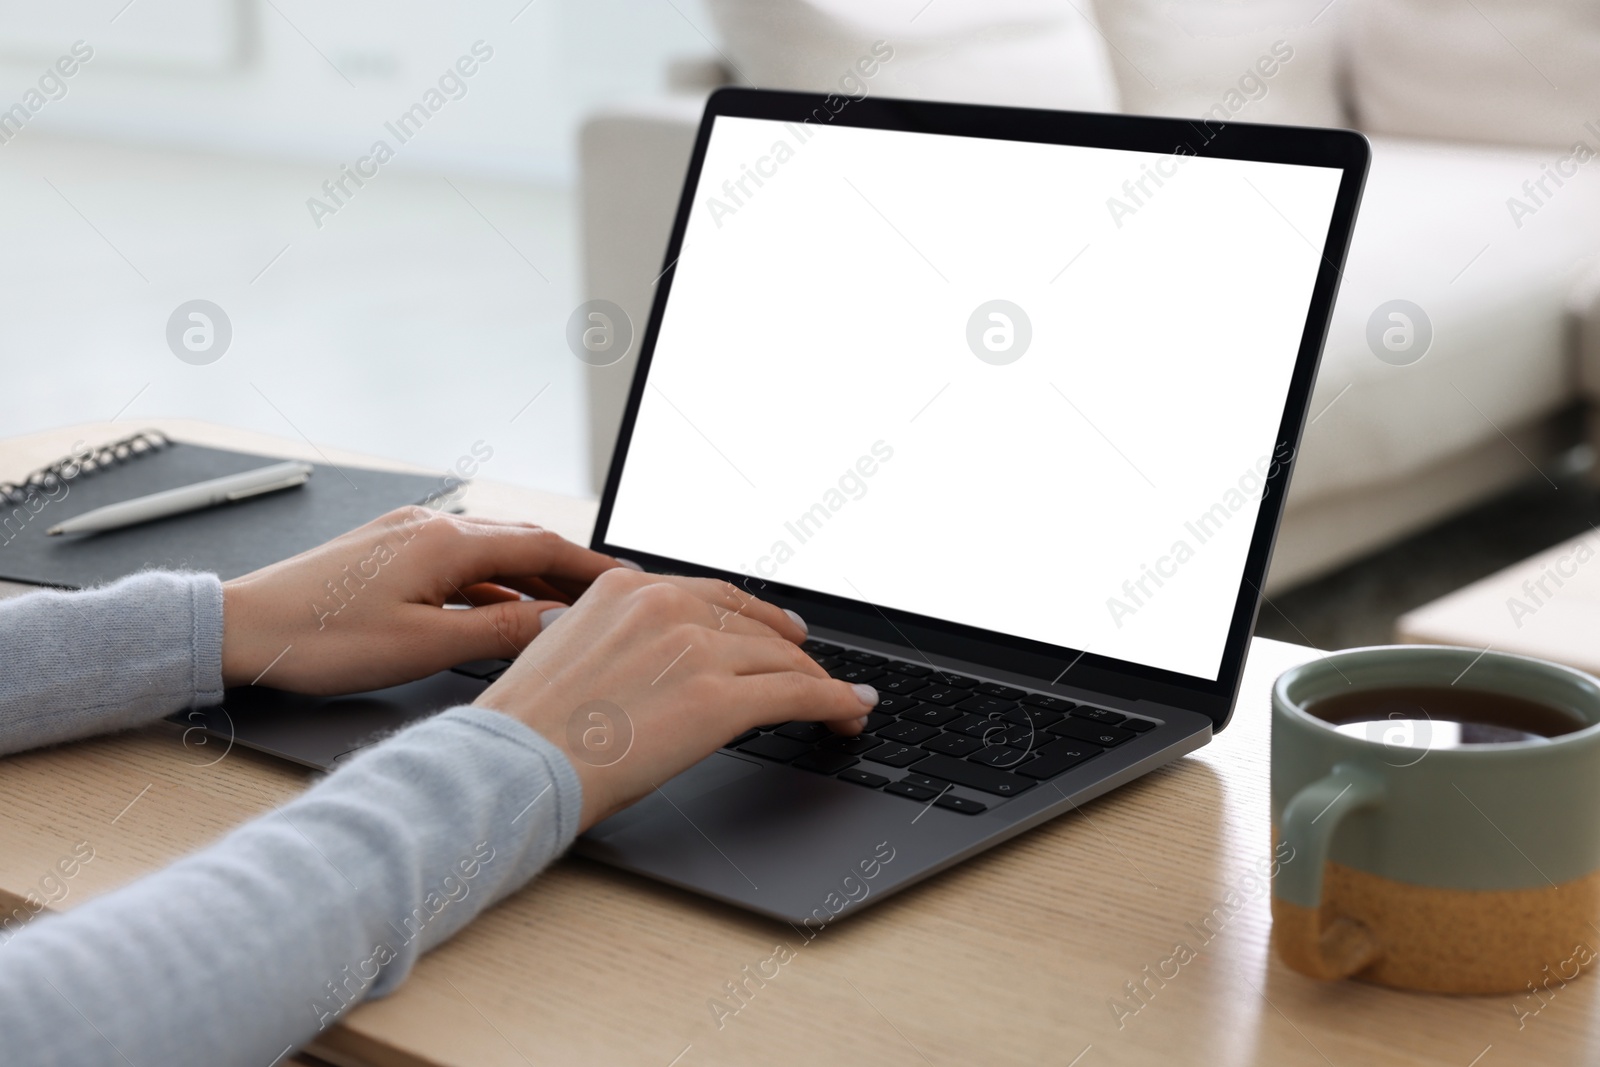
220;506;626;694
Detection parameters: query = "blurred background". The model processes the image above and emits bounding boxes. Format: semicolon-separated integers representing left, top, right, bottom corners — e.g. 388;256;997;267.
0;0;717;496
4;0;1600;653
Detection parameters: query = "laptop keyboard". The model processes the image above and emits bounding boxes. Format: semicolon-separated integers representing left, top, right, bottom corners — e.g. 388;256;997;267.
453;640;1161;816
721;639;1159;814
450;659;514;681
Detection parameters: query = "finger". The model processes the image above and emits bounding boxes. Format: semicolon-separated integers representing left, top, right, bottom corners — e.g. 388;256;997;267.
408;597;569;666
447;582;522;606
443;516;608;600
482;574;572;603
697;604;797;643
648;576;807;644
426;518;624;594
699;630;828;678
729;671;879;734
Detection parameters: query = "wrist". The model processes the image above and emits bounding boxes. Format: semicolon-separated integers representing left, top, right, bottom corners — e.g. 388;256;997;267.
219;579;259;688
472;690;611;831
446;703;594;838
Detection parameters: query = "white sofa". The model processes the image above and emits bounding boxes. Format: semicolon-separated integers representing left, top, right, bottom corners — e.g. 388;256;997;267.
578;0;1600;591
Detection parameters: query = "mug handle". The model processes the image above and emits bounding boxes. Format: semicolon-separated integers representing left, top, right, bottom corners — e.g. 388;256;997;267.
1274;763;1386;980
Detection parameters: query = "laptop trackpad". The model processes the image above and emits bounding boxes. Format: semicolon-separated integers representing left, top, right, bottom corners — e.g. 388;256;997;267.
586;752;762;841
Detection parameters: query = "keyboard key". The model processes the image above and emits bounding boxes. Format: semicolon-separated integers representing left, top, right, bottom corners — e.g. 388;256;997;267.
877;720;942;746
924;732;984;757
912;686;968;706
820;734;884;756
793;750;859;775
869;744;927;768
1015;740;1100;780
955;695;1018;716
893;662;933;677
723;728;761;749
901;704;963;727
1121;717;1157;733
872;693;923;716
928;671;978;689
951;717;1035;750
838;768;889;788
842;651;888;666
1073;707;1127;726
993;723;1044;750
832;664;885;685
908;754;1036;797
864;711;893;731
774;721;833;743
976;683;1025;700
883;781;940;802
969;745;1031;769
802;639;843;657
899;773;951;792
1021;694;1076;713
737;735;812;762
1049;719;1136;747
951;713;1007;739
451;658;514;679
878;674;926;695
935;794;988;815
999;706;1062;729
812;655;843;671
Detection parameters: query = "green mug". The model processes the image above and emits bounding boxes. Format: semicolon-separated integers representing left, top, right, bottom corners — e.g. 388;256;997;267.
1271;645;1600;994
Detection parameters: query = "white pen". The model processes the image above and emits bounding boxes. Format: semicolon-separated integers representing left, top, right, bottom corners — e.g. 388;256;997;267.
46;461;314;536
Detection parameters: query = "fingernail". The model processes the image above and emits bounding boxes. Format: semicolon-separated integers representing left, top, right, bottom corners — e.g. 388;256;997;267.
854;715;869;729
782;608;808;635
539;606;568;630
616;558;644;571
851;683;878;708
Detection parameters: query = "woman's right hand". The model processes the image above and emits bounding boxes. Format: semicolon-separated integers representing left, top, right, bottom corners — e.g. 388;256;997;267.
474;568;879;831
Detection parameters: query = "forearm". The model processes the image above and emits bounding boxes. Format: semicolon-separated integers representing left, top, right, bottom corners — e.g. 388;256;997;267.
0;705;582;1067
0;572;223;755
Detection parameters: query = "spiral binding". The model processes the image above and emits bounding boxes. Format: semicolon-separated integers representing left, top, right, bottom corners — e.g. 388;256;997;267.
0;430;171;507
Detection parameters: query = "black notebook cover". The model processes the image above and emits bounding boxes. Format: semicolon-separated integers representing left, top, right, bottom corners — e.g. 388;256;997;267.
0;441;448;589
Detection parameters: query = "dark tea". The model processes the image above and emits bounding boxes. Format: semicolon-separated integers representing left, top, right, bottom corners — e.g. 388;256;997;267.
1306;685;1587;749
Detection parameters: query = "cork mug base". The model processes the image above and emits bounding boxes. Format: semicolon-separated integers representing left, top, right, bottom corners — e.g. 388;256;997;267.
1273;857;1600;994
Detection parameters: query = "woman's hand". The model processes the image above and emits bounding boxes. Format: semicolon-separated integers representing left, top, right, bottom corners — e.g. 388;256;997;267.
221;507;623;694
474;568;879;830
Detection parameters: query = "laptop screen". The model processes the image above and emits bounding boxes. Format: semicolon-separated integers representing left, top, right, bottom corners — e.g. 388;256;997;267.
601;113;1345;683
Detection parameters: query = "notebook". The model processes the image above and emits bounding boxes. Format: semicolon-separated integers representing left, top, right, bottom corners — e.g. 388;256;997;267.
0;431;453;589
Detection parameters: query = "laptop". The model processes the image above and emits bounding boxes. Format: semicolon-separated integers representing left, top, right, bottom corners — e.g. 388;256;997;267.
190;89;1368;926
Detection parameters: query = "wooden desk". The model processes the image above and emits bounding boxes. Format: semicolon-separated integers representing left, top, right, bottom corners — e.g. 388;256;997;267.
2;422;1595;1066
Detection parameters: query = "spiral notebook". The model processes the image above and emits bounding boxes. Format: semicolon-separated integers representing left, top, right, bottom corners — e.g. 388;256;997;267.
0;431;452;589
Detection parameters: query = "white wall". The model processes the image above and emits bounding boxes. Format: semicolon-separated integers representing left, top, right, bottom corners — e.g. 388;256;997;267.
0;0;714;183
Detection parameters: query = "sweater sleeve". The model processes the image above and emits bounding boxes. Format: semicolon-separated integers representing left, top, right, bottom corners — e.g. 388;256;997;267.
0;571;224;754
0;705;585;1067
0;572;587;1065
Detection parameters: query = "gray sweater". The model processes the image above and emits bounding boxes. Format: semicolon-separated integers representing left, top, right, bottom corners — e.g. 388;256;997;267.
0;572;583;1066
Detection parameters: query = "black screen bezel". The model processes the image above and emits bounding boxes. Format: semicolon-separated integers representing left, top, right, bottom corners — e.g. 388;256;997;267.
589;88;1369;733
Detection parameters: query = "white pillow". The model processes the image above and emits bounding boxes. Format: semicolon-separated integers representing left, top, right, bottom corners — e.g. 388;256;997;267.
702;0;1119;113
1095;0;1346;127
1348;0;1600;150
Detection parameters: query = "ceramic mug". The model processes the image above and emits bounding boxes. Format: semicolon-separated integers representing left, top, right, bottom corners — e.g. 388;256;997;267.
1271;645;1600;994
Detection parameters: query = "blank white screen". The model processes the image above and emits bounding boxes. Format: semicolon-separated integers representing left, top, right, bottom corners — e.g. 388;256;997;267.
605;116;1342;680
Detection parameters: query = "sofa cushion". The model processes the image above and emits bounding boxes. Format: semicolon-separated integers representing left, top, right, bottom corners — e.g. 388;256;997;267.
1095;0;1346;127
1349;0;1600;150
1290;136;1600;506
703;0;1118;111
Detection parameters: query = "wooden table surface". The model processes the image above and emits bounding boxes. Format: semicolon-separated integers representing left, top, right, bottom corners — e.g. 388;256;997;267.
2;421;1596;1066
